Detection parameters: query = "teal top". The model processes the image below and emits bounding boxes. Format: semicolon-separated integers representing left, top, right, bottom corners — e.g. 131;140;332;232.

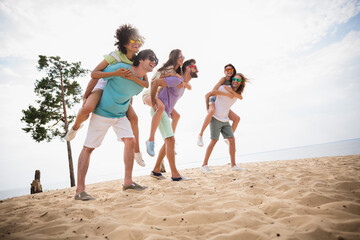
93;62;144;118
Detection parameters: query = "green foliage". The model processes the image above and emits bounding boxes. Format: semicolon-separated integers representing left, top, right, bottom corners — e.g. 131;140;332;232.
21;55;90;142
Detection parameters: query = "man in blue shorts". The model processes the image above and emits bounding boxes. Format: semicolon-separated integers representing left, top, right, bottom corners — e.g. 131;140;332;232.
149;59;198;181
75;49;158;201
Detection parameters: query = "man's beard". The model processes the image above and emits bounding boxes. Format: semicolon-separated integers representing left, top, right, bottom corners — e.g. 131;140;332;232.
190;71;198;78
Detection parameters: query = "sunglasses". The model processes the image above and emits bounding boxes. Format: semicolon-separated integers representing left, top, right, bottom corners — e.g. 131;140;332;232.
148;56;158;65
225;68;234;73
179;55;185;60
189;65;198;71
232;77;242;82
130;38;142;44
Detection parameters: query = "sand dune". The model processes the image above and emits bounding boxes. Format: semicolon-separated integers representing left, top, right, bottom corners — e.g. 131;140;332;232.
1;155;359;239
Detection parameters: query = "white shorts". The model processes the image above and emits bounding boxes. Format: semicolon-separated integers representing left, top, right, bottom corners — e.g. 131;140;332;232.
84;113;134;148
93;78;107;91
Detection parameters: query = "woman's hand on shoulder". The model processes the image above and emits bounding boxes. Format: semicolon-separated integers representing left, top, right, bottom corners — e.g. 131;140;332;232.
115;68;132;78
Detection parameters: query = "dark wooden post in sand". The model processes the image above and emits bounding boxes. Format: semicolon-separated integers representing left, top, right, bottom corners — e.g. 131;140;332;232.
30;170;43;194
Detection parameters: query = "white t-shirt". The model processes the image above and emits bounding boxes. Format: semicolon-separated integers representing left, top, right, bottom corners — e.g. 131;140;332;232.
213;85;237;122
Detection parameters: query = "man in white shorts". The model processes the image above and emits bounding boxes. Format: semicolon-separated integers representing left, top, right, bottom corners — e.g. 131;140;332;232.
75;49;158;201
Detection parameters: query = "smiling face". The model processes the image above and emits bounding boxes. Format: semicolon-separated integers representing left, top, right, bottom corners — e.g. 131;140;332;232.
141;54;158;72
124;35;142;53
224;66;234;78
231;74;242;90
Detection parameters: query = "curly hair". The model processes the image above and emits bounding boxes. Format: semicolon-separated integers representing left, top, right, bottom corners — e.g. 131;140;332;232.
114;24;145;55
158;49;182;75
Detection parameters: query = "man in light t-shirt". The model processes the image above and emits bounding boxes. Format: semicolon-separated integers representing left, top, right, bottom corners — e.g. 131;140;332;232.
75;49;158;201
149;59;198;181
201;73;247;173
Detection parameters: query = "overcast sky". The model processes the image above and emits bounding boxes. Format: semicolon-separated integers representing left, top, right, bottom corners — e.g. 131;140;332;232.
0;0;359;192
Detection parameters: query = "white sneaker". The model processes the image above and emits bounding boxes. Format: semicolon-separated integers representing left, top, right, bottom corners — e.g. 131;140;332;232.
134;152;145;167
201;165;211;173
64;124;83;141
231;165;246;171
224;139;229;145
197;135;204;147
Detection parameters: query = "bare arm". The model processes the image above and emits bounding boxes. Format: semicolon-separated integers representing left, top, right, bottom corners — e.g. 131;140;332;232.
81;60;110;100
90;59;117;79
204;90;233;110
127;73;149;88
91;59;148;88
212;77;226;91
184;81;192;90
223;86;242;100
210;90;234;98
150;78;167;110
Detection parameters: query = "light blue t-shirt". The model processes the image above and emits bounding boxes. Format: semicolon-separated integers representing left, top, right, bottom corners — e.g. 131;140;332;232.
93;62;144;118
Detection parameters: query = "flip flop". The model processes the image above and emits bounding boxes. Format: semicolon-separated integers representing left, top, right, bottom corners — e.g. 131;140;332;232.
74;191;95;201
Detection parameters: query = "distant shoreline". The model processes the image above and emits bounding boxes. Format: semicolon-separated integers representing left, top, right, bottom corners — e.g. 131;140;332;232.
1;137;359;200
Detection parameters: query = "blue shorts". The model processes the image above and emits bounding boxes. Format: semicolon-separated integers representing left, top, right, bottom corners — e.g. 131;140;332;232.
209;96;217;103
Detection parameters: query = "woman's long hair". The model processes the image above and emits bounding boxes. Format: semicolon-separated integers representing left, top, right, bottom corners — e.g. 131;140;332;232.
158;49;182;75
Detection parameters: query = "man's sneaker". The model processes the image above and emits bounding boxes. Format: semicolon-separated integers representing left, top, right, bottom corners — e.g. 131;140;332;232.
231;165;246;171
224;139;229;145
146;140;155;156
65;124;83;141
122;182;148;191
201;165;211;173
197;135;204;147
134;152;145;167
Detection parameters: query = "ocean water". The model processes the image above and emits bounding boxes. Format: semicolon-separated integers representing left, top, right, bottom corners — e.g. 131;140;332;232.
1;138;359;200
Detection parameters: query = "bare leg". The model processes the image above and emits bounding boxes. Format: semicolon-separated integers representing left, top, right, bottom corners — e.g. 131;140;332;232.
122;137;136;186
76;146;95;194
202;139;217;167
229;110;240;133
170;109;180;132
157;143;166;172
153;137;180;178
145;96;165;142
199;103;215;136
72;89;103;130
228;137;236;167
126;104;140;153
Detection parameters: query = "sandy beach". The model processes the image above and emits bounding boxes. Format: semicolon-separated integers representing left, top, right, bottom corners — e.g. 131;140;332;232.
0;155;359;240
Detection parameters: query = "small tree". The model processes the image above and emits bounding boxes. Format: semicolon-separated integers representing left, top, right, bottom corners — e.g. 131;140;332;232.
21;55;89;187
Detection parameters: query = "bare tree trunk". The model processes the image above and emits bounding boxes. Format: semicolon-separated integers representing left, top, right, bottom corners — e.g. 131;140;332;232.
66;141;75;187
59;66;76;187
30;170;42;194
